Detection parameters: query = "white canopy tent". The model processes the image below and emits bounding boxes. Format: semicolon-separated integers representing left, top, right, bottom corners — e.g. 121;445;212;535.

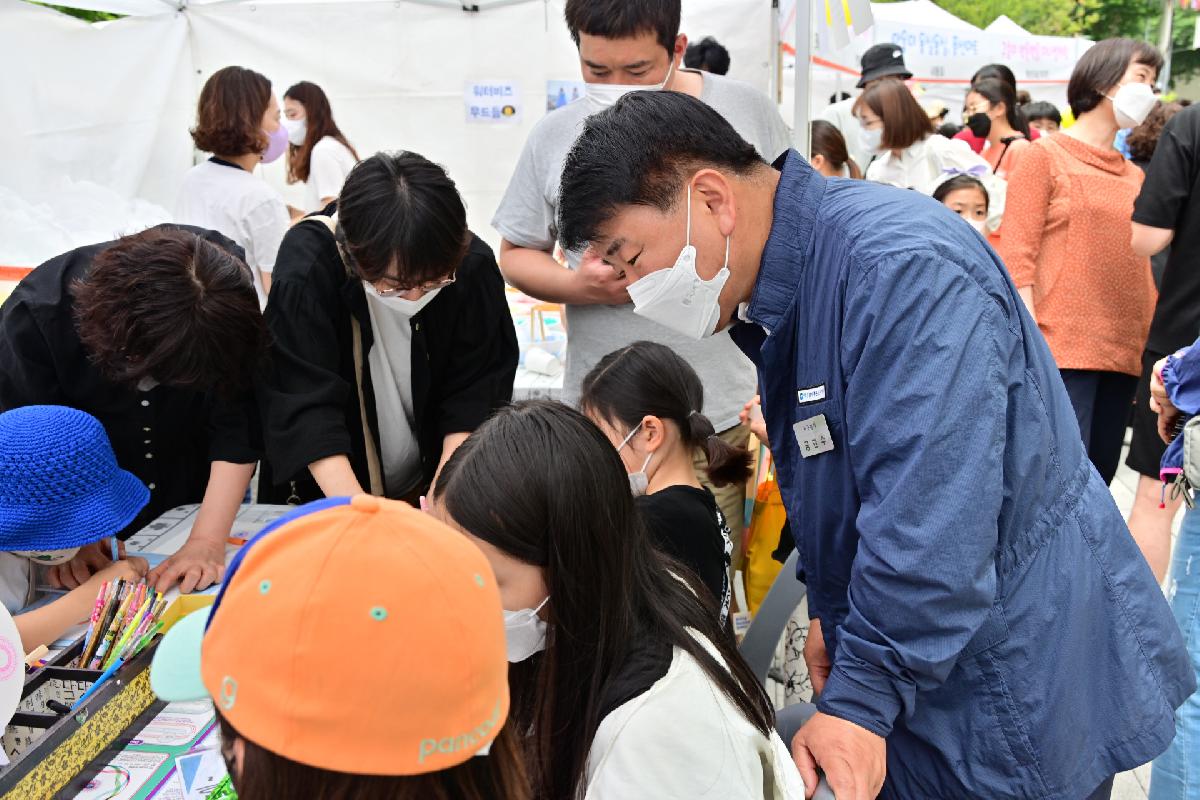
780;0;1090;127
986;15;1033;36
0;0;776;266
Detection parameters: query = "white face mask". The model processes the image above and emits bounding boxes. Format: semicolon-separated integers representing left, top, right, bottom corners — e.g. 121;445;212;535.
626;186;731;340
15;548;80;566
966;217;988;235
584;61;675;114
858;125;884;156
136;376;159;392
618;425;654;497
283;117;307;147
362;283;443;317
504;596;549;663
1107;83;1156;129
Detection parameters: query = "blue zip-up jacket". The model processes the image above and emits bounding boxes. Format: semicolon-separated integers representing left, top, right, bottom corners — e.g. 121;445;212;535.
1159;343;1200;480
732;152;1194;798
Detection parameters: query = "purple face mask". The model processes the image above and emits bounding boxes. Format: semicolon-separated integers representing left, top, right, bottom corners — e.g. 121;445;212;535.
261;124;288;164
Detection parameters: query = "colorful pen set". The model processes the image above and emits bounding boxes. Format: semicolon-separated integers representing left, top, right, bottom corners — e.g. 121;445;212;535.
76;579;168;670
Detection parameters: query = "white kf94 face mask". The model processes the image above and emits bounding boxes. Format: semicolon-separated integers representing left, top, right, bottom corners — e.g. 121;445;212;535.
625;185;731;340
584;61;675;113
503;596;550;663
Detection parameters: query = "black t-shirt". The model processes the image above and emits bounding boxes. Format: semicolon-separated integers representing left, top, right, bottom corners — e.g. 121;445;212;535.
1134;105;1200;353
636;486;731;624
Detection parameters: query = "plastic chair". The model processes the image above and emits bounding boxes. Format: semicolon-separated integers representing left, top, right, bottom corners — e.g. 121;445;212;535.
738;551;836;800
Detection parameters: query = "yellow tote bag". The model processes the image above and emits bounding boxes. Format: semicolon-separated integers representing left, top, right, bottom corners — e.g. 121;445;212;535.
743;456;787;615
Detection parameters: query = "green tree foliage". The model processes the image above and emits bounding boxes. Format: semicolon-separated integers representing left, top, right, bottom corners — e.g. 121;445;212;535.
30;2;119;21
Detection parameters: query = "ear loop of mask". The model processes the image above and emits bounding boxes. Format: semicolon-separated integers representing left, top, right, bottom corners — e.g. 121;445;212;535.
685;183;732;269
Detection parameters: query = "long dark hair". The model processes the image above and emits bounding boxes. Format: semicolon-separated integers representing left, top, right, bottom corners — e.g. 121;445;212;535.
284;81;359;184
970;77;1031;138
432;401;774;800
811;120;863;179
580;341;752;486
217;710;530;800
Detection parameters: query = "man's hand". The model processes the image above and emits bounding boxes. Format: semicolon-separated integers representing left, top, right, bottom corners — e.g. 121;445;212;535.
804;617;832;696
792;712;886;800
1151;355;1181;444
148;538;226;594
47;540;117;589
573;247;631;305
740;395;769;446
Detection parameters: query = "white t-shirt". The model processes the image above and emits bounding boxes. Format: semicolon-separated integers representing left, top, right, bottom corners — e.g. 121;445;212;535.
362;289;427;497
175;159;291;308
585;631;806;799
0;554;34;615
865;134;991;195
303;137;358;213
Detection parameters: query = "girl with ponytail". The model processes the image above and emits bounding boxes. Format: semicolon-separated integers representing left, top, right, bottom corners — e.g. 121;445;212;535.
581;341;752;627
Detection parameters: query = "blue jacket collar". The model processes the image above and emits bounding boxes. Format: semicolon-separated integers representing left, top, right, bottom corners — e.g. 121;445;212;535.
746;150;826;333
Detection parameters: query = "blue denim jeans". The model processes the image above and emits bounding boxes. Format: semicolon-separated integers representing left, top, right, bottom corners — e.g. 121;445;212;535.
1150;508;1200;800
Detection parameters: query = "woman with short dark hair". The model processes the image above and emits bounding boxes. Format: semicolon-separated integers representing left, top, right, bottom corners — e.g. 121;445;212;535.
282;81;359;213
259;151;517;506
1000;38;1163;486
0;226;265;593
177;66;291;307
854;79;990;193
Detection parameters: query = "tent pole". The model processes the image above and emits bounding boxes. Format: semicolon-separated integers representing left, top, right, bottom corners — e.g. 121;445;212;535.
793;0;810;157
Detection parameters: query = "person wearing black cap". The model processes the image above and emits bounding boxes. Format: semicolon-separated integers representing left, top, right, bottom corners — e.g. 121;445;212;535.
818;44;913;168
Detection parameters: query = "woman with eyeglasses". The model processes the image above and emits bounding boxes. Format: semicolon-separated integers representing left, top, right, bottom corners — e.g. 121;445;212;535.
259;151;518;506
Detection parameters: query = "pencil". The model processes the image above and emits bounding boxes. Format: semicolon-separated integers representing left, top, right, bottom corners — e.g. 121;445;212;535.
79;581;119;668
105;594;152;670
90;586;135;670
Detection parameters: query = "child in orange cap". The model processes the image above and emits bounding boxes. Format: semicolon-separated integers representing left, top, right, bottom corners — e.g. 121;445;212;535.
150;495;529;799
433;400;806;799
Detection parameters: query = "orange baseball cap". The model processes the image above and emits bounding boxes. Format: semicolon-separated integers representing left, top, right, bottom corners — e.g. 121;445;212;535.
150;495;508;775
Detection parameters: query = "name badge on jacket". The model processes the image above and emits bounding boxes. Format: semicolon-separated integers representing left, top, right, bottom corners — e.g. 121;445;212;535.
794;414;834;458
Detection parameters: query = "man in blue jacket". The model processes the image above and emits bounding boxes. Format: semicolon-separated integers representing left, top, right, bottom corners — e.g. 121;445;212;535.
555;91;1194;800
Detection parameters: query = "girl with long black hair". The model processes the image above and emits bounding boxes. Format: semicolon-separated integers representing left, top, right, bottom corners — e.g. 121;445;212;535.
964;77;1032;179
581;341;752;626
432;401;804;800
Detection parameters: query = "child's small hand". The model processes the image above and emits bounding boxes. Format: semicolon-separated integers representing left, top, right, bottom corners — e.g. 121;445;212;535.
740;395;769;447
84;557;149;590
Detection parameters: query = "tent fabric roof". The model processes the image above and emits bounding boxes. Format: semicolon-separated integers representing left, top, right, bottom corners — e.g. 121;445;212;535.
870;0;980;31
986;14;1032;36
28;0;525;15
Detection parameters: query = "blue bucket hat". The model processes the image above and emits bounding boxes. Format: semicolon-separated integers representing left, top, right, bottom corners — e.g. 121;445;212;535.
0;406;150;551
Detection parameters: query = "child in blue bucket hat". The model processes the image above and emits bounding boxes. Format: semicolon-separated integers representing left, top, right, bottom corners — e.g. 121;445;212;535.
0;406;150;649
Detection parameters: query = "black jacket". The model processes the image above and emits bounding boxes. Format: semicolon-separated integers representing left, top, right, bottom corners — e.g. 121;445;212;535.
0;225;260;536
258;215;517;503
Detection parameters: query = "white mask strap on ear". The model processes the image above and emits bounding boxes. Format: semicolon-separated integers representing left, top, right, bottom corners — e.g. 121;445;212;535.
724;235;730;270
685;184;693;248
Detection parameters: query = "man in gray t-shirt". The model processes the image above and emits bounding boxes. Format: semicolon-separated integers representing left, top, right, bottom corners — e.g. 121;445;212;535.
493;0;791;566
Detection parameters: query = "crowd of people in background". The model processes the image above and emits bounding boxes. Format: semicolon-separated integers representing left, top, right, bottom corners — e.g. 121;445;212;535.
4;0;1200;797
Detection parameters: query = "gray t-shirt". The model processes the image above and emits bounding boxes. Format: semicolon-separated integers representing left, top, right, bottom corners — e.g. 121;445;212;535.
493;71;793;430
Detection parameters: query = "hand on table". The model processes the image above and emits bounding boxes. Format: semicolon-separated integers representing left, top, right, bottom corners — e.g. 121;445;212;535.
740;395;769;446
1150;355;1180;444
47;540;119;590
792;711;886;800
574;247;631;305
148;539;225;594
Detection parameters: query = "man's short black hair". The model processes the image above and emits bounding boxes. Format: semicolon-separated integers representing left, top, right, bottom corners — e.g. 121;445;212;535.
564;0;680;54
684;36;731;75
557;91;768;252
1021;100;1062;125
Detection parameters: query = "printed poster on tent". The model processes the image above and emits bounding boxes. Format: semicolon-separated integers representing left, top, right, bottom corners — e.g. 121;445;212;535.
465;81;522;124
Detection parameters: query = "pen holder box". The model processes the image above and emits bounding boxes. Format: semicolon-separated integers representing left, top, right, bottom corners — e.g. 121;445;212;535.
0;593;214;799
